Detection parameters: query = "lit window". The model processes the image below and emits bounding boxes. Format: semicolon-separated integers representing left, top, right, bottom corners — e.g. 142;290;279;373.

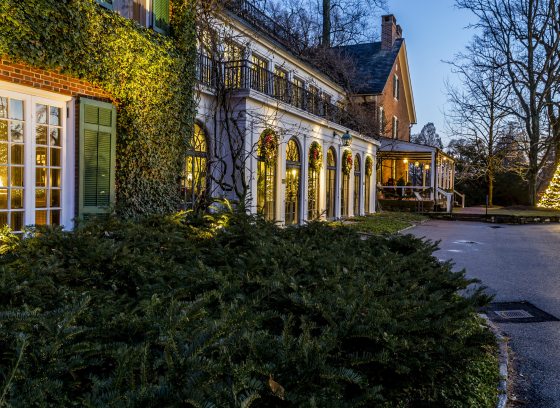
393;74;399;100
392;116;399;139
183;123;208;208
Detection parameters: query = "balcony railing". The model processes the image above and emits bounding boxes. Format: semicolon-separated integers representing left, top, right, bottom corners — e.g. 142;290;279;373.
223;0;300;51
197;53;356;129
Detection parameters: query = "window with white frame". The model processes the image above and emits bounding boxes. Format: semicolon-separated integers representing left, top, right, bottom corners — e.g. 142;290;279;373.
393;74;399;100
378;106;385;135
392;116;399;139
0;91;67;232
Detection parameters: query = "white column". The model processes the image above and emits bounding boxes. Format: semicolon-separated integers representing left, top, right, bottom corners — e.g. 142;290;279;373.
301;134;308;224
360;151;366;216
348;152;355;218
372;152;378;213
335;144;342;219
430;151;436;200
277;135;287;223
247;120;258;214
320;140;328;219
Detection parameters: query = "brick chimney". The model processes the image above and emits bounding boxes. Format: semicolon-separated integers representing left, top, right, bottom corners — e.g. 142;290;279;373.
381;15;401;50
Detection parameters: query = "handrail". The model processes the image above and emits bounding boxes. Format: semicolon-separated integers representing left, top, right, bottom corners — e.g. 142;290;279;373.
437;187;453;213
453;190;465;208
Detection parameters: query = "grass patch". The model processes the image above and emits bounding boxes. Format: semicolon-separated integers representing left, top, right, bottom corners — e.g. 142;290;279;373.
337;211;428;234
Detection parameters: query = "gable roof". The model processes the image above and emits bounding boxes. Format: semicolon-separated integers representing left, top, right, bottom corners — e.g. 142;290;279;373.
334;39;403;94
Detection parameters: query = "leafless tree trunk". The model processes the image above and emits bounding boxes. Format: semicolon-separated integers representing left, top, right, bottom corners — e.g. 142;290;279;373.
456;0;560;206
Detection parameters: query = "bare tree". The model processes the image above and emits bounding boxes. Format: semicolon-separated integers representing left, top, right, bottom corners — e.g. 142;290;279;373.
445;35;511;206
411;123;443;149
456;0;560;205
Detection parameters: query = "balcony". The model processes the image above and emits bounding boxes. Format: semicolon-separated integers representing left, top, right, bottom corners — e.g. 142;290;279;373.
196;53;356;129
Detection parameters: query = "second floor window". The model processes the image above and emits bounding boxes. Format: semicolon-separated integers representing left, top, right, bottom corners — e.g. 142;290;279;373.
378;106;385;135
274;67;288;102
308;85;319;115
293;77;304;109
393;74;400;100
392;116;399;139
251;54;269;93
152;0;170;33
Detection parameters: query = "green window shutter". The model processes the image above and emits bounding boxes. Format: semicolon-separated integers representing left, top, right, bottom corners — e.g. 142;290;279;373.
79;99;116;219
152;0;170;34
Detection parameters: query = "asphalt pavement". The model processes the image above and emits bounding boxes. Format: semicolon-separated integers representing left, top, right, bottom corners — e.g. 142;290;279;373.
408;220;560;407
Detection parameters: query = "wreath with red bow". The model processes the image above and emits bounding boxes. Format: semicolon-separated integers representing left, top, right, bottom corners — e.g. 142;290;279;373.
365;156;373;176
309;142;323;172
260;130;278;165
342;150;353;175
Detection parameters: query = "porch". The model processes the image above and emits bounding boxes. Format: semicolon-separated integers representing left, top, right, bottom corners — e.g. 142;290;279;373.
376;140;464;213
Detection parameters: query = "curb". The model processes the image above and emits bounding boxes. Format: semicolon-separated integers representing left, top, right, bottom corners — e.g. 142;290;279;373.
479;313;509;408
397;218;429;234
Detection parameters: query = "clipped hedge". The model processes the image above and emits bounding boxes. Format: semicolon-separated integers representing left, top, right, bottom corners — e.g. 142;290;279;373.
0;212;498;407
0;0;197;216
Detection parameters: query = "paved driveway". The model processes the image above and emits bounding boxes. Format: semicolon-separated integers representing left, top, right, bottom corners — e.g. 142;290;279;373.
409;220;560;407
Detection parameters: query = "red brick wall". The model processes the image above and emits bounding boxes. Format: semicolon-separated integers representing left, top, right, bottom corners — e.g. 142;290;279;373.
378;60;411;142
0;58;111;99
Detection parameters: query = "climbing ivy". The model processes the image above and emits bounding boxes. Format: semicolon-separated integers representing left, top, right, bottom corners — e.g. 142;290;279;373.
0;0;197;216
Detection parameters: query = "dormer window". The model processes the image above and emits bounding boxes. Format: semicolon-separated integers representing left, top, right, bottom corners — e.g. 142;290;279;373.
393;74;400;100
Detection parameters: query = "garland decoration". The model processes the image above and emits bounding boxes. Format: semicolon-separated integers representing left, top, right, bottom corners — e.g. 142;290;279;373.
538;162;560;209
309;141;323;172
365;156;373;176
342;149;353;175
260;130;278;165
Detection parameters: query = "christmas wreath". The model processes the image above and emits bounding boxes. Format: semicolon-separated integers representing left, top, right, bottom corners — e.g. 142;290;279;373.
309;142;323;171
342;149;353;175
365;156;373;176
260;130;278;165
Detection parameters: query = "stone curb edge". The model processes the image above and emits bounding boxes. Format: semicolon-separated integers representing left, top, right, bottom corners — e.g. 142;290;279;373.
479;313;509;408
397;218;430;234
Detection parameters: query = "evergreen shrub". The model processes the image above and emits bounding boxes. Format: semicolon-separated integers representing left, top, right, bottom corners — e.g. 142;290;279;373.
0;211;498;407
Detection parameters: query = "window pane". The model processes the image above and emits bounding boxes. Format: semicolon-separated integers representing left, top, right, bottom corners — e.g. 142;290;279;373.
11;211;23;231
0;167;6;187
0;143;6;164
0;211;7;226
11;167;23;187
11;188;23;209
36;104;48;124
50;127;61;146
11;144;24;165
0;188;7;209
36;147;47;165
51;148;60;167
9;99;24;121
36;125;48;145
0;97;7;119
50;106;61;126
10;122;24;143
51;209;60;225
35;210;47;225
50;169;60;187
0;120;7;141
50;189;60;207
35;189;47;208
36;168;47;187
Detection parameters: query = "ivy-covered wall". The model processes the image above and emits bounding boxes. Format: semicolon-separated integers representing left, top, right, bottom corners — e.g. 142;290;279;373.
0;0;197;216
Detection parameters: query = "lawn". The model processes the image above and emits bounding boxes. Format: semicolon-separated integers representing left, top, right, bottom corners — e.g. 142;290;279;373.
336;211;428;234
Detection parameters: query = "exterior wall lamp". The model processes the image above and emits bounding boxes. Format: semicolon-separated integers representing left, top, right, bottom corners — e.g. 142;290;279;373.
333;130;352;146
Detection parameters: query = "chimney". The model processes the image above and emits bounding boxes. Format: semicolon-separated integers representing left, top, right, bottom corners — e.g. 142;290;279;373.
381;15;401;50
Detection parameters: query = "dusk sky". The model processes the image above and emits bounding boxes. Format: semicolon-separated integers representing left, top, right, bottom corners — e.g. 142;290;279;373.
387;0;478;143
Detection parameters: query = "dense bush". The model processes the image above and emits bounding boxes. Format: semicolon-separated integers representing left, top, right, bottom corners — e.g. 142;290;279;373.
0;211;498;407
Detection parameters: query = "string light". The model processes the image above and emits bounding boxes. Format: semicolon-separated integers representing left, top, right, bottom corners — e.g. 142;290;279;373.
538;163;560;209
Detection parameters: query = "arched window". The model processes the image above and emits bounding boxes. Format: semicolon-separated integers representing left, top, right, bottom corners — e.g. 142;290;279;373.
308;142;322;220
354;154;361;216
183;123;208;208
326;147;337;219
257;130;278;220
285;138;301;225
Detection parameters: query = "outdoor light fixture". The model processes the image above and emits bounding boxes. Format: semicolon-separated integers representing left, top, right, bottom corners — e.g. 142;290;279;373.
424;164;430;170
414;161;420;167
403;158;409;164
334;130;352;147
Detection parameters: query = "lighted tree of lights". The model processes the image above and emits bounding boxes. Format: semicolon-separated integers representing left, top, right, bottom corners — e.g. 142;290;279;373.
538;163;560;209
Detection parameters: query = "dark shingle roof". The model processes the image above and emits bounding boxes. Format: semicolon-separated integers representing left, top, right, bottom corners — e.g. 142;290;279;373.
334;39;403;94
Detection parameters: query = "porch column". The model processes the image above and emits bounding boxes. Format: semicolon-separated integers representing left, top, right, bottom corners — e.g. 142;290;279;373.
320;140;328;219
372;152;378;213
247;120;258;214
430;151;436;200
360;150;366;216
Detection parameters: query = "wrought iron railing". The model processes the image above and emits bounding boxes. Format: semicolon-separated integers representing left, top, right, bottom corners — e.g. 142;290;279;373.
197;53;356;129
223;0;300;51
